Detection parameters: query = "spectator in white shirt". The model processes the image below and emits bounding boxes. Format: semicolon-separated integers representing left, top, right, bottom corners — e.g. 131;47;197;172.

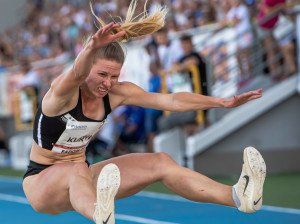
226;0;253;89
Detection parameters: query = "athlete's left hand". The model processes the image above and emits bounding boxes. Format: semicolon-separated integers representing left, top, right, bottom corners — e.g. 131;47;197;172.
223;88;263;108
90;22;126;49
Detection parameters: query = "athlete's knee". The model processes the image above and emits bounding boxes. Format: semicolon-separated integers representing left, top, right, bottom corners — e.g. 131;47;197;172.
30;199;58;215
153;152;178;175
33;205;59;215
155;152;175;163
30;202;45;214
34;205;63;215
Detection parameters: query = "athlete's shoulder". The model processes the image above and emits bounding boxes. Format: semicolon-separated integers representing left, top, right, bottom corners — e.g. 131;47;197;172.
109;81;146;108
110;81;143;95
116;81;138;87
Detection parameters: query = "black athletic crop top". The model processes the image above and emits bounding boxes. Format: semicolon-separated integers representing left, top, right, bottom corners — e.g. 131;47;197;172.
33;90;111;153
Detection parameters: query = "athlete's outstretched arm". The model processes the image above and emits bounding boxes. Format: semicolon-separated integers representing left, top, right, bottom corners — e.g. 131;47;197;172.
111;82;262;112
172;88;263;111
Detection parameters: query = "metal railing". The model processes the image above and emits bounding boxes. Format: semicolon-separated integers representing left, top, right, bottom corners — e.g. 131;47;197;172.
194;6;299;122
200;7;298;91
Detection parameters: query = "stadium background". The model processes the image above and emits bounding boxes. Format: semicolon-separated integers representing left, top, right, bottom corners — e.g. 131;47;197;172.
0;0;299;223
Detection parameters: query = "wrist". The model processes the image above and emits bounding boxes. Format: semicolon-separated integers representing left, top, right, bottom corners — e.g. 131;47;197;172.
217;98;226;108
84;43;98;53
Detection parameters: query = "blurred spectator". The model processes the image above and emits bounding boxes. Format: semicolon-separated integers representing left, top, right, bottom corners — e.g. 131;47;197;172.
86;114;118;161
17;58;41;124
164;16;180;38
211;0;231;22
149;0;164;15
0;33;14;69
0;126;8;152
244;0;258;19
0;126;9;167
0;0;224;68
19;58;41;95
172;0;189;30
112;105;145;156
145;62;163;153
226;0;253;88
187;0;205;27
174;35;208;97
257;0;285;77
157;35;208;134
257;0;297;79
277;16;297;79
210;43;231;84
201;1;217;25
176;35;208;129
153;28;183;70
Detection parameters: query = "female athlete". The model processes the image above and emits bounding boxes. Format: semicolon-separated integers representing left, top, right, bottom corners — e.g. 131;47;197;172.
23;1;266;223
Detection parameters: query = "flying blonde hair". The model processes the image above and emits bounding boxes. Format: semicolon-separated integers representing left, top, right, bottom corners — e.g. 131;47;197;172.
90;0;168;42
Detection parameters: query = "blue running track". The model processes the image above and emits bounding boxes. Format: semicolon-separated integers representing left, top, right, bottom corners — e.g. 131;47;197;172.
0;176;299;224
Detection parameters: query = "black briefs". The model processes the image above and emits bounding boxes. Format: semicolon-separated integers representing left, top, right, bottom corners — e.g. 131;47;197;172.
23;160;90;180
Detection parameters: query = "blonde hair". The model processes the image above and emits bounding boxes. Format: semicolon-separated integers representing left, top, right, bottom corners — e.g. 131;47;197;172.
90;0;168;42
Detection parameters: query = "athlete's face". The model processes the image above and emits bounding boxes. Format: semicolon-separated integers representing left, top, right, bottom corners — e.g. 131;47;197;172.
86;59;122;97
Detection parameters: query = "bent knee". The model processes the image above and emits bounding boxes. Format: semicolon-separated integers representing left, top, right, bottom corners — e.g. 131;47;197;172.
33;204;64;215
32;205;51;215
29;199;58;215
32;205;46;214
154;152;175;163
29;195;73;215
153;152;178;176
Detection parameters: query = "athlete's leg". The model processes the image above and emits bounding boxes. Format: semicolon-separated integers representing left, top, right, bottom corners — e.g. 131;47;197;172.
23;162;96;221
90;152;235;207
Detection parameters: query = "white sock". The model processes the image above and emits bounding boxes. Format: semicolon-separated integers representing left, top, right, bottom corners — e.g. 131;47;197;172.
232;186;241;208
93;208;97;223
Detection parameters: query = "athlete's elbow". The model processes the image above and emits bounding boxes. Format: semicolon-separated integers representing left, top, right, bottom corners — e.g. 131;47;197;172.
172;103;189;113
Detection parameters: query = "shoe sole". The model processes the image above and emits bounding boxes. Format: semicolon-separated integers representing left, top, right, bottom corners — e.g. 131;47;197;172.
239;146;266;213
95;163;120;224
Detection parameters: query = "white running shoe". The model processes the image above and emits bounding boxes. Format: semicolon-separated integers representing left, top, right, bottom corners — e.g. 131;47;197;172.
94;163;121;224
233;146;266;213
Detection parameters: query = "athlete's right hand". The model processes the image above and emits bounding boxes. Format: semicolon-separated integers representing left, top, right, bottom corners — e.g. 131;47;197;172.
222;88;263;108
90;22;126;49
